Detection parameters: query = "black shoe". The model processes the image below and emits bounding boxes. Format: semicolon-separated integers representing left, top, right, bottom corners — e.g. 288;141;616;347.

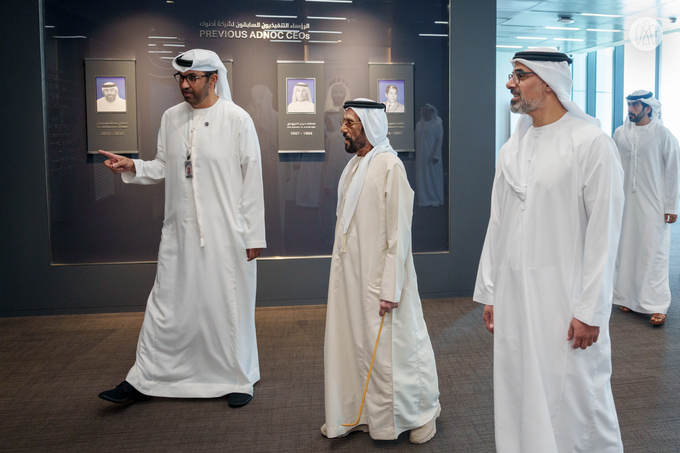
227;392;252;408
98;381;151;403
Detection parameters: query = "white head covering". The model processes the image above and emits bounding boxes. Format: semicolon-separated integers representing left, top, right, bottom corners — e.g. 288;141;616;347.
501;48;598;201
621;90;663;193
510;47;599;128
336;98;398;251
172;49;231;101
417;103;442;125
292;83;313;103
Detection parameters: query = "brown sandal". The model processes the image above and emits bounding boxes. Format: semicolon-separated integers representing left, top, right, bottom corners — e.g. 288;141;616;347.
620;306;632;313
650;314;666;325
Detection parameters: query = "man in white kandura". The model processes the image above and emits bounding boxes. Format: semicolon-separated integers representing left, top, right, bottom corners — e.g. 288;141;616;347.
97;81;127;112
97;49;266;408
415;103;444;207
474;49;625;452
322;99;440;444
613;90;680;326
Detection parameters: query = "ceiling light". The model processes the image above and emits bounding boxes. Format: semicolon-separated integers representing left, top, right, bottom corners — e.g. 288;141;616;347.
256;15;297;18
307;16;347;20
516;36;548;40
419;34;448;37
44;25;55;28
586;28;622;32
557;16;574;24
545;26;580;30
435;21;448;24
581;13;621;18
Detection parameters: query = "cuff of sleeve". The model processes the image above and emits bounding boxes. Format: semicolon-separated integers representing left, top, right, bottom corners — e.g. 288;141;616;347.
574;308;602;327
473;291;494;305
121;159;143;184
664;207;677;215
245;240;266;249
379;290;400;304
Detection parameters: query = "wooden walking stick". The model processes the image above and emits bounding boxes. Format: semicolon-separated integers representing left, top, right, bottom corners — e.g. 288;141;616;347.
342;313;386;427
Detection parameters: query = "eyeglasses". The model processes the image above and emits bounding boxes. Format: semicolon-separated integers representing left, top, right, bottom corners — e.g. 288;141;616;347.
174;73;211;84
507;71;537;84
340;118;362;127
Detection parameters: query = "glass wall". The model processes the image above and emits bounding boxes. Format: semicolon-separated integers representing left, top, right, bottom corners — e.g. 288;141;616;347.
661;33;680;140
596;47;614;135
42;0;450;264
572;53;586;112
623;43;656;102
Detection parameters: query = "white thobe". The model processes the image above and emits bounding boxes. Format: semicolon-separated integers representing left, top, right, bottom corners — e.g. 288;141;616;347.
415;118;444;207
97;96;127;112
474;113;624;452
121;98;266;397
613;121;680;314
324;153;440;440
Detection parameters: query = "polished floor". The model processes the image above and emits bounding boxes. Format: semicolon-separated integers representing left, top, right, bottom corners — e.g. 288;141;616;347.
2;230;680;452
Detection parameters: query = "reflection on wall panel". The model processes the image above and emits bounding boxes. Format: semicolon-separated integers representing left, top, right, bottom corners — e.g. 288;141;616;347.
42;0;449;263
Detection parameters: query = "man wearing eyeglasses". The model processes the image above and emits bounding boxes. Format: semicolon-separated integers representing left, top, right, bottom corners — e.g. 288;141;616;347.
97;49;266;409
322;99;440;444
474;48;624;452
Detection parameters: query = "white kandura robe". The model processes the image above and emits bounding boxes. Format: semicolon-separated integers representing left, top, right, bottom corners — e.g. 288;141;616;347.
121;98;266;398
324;153;440;440
474;113;624;452
613;121;680;314
415;118;444;207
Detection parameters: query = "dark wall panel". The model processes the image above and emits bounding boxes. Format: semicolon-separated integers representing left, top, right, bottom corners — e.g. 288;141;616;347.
0;0;495;317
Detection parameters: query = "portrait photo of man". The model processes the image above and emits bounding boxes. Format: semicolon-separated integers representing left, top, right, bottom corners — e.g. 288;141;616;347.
378;80;405;113
96;77;127;113
287;78;315;114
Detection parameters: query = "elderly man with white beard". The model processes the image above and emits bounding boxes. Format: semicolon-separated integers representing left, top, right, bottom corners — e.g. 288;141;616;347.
613;90;680;326
322;99;440;444
474;49;625;452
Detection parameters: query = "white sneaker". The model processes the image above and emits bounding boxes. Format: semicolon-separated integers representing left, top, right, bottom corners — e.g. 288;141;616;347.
409;405;441;444
320;423;369;438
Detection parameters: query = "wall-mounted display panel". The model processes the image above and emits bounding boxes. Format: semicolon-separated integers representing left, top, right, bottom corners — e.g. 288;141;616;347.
85;59;138;154
370;63;415;152
42;0;449;264
277;61;324;153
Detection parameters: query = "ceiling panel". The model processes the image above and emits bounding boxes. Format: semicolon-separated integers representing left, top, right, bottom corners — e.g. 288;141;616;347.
497;0;680;53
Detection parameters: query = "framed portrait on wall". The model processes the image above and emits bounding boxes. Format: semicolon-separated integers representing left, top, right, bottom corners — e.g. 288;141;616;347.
286;78;316;114
95;76;127;113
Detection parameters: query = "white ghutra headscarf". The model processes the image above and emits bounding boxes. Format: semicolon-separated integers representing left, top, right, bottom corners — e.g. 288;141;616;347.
502;48;599;201
172;49;232;101
336;98;397;251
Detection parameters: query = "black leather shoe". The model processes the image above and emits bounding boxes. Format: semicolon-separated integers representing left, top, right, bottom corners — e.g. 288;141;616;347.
227;392;252;408
98;381;152;403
